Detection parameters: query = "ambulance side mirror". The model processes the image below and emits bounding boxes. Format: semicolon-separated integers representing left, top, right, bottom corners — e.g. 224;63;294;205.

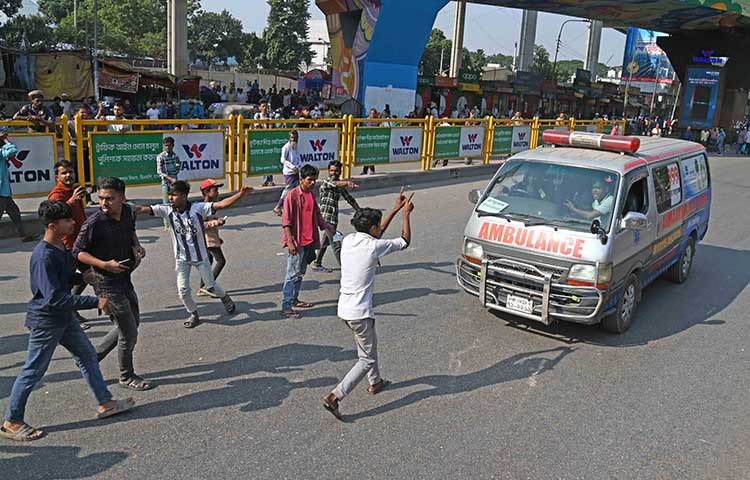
620;211;649;231
468;189;482;205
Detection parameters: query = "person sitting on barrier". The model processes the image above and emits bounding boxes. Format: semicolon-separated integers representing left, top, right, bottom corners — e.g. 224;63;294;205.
97;102;132;133
14;90;54;133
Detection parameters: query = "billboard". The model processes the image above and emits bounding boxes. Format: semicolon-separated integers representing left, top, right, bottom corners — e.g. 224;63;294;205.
680;67;722;129
621;28;675;94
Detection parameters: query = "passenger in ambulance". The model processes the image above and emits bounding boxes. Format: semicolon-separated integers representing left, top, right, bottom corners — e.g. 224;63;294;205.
564;176;615;223
503;170;551;201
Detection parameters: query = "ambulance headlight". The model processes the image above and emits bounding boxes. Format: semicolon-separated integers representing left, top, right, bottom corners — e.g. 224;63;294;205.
462;239;484;263
568;263;612;289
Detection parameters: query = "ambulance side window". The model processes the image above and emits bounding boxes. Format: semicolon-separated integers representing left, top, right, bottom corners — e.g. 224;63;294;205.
652;162;682;213
622;177;649;216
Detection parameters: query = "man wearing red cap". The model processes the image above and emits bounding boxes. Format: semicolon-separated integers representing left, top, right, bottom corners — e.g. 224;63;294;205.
197;179;228;296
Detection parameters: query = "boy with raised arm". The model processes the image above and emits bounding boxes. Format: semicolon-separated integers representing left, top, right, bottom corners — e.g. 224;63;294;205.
322;188;415;419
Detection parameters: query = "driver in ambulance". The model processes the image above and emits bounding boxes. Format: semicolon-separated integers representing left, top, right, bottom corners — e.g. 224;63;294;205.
564;176;615;221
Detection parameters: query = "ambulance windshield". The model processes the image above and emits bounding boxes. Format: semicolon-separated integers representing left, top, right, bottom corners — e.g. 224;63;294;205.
477;160;620;232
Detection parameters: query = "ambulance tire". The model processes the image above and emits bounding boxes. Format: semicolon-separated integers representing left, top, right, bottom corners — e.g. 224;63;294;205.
665;237;695;284
602;274;639;334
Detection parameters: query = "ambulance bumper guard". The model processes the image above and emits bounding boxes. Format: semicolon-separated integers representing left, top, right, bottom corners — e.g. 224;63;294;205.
456;257;604;325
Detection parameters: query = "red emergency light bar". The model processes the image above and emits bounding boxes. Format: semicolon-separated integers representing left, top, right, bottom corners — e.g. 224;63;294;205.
542;130;640;154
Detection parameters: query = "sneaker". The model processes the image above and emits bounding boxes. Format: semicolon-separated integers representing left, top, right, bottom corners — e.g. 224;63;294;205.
221;295;236;313
312;265;332;273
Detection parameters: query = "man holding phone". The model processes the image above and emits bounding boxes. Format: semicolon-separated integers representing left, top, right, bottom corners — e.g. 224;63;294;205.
48;160;91;329
73;177;152;391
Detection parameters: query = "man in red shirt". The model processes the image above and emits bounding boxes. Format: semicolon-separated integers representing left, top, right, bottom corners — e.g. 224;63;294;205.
48;160;91;329
281;164;334;319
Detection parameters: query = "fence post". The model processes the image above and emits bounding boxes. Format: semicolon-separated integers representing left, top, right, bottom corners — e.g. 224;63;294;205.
340;115;350;180
425;115;435;171
60;114;71;161
227;114;236;191
345;115;354;179
74;113;86;183
483;116;493;165
236;115;244;190
570;117;577;132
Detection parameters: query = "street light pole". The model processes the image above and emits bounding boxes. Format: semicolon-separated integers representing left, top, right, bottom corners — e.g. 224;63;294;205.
552;19;589;113
93;0;99;101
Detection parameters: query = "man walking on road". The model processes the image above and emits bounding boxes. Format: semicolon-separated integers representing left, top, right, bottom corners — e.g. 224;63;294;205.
1;201;134;442
273;130;301;217
73;177;152;391
0;126;38;242
323;189;415;420
135;181;253;328
313;160;360;272
48;160;92;329
281;164;334;319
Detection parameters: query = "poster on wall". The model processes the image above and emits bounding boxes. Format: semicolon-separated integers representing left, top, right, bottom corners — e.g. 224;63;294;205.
5;134;56;195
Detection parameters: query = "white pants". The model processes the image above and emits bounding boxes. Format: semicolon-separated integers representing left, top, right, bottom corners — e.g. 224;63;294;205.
176;259;226;313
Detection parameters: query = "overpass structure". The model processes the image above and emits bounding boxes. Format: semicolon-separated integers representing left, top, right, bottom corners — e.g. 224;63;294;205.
315;0;750;123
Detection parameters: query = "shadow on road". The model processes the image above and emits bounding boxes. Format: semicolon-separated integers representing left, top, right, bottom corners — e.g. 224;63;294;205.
0;275;18;282
344;347;574;421
490;245;749;347
0;445;127;478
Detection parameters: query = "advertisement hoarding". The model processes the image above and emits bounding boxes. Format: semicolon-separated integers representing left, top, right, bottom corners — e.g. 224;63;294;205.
5;134;56;196
680;67;722;129
247;129;340;174
621;27;675;94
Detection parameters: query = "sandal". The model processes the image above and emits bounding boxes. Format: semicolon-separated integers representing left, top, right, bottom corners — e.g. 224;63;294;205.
97;398;135;419
119;376;153;391
0;423;45;442
184;312;200;329
281;309;302;319
322;395;342;421
293;301;314;309
367;379;391;395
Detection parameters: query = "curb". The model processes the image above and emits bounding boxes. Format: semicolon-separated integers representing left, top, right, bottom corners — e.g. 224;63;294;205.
1;164;499;238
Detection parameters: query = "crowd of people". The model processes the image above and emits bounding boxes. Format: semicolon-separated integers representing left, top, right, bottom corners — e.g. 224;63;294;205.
0;122;417;439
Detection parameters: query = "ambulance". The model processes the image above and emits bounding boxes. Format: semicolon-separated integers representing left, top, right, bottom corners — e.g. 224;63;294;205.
457;130;711;333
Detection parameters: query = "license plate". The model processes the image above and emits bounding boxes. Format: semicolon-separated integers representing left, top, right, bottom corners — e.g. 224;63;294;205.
506;294;534;314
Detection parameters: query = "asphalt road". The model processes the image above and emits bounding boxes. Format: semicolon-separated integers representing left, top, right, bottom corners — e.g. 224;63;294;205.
0;154;748;479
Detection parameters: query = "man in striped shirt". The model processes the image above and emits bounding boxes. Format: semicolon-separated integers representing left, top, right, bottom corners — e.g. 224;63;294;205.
135;181;253;328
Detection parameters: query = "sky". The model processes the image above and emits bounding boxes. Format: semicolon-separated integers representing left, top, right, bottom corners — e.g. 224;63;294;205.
200;0;627;67
14;0;627;66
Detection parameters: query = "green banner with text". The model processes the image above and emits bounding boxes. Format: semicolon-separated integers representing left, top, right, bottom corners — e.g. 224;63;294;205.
247;130;290;174
91;133;163;185
492;126;513;154
434;127;461;159
355;128;391;165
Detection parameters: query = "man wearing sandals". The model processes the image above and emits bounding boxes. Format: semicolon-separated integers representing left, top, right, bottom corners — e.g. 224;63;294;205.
134;181;253;328
281;164;335;319
323;189;414;419
2;201;134;442
74;177;152;391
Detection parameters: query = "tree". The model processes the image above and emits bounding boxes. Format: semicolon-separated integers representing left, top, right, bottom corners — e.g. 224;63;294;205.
0;0;21;18
461;47;488;72
486;52;513;68
188;9;245;65
238;32;266;72
530;44;562;82
419;28;451;76
262;0;313;71
0;15;56;51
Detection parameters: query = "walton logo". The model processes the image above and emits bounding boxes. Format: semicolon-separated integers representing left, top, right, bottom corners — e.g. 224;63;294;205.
182;144;207;159
518;132;527;140
309;139;328;152
468;133;478;143
8;150;30;168
693;49;729;66
400;136;413;147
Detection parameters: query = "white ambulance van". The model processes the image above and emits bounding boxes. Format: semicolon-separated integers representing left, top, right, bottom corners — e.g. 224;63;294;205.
457;130;711;333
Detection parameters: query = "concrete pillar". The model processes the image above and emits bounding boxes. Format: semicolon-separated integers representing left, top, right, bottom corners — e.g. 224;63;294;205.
449;1;466;78
168;0;188;77
517;10;538;72
584;20;603;76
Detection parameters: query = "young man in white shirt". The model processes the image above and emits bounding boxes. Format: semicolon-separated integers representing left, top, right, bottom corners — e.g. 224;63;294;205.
146;102;160;121
134;181;253;328
322;188;415;420
273;130;301;216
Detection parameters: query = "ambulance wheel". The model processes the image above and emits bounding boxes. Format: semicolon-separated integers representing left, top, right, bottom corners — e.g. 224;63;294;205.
602;274;639;334
665;237;695;284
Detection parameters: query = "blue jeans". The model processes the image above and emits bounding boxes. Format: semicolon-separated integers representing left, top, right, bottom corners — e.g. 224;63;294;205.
282;245;314;310
5;319;112;422
276;174;300;208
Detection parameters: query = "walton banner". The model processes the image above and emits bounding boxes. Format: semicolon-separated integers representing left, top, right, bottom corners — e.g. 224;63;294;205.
434;126;486;159
92;131;224;186
247;129;340;174
5;134;56;195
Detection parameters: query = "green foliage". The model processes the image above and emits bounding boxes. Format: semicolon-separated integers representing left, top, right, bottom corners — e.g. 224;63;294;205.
461;47;487;72
0;0;21;18
420;28;451;76
530;44;559;81
188;9;245;64
261;0;314;71
0;14;55;51
238;32;266;72
486;52;514;68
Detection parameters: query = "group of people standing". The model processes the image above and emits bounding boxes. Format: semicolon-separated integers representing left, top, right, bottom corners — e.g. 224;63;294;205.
1;124;417;439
